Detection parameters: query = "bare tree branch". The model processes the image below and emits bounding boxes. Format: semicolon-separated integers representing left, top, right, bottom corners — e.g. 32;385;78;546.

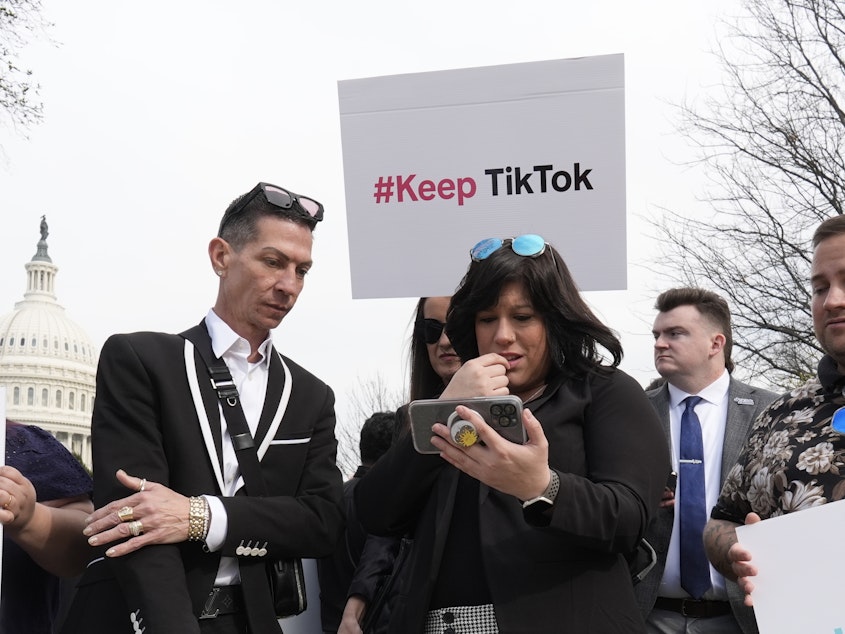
0;0;51;136
654;0;844;388
335;373;404;478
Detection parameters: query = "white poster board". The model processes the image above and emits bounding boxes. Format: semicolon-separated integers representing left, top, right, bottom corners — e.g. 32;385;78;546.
338;54;627;299
736;502;845;633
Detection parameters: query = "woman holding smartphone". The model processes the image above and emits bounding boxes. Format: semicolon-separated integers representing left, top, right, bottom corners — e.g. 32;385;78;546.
355;234;668;633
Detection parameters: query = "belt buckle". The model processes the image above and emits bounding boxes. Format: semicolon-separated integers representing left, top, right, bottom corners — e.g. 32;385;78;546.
680;599;702;618
200;587;222;620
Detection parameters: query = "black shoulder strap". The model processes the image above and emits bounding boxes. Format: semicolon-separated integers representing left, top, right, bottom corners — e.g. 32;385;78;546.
181;322;268;497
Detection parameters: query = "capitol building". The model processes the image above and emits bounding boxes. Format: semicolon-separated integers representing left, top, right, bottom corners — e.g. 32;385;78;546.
0;218;97;468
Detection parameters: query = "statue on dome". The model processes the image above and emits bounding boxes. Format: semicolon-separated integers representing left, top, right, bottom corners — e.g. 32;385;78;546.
33;216;51;262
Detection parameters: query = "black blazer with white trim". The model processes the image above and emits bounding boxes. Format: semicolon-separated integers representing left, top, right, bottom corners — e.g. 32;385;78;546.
61;325;344;634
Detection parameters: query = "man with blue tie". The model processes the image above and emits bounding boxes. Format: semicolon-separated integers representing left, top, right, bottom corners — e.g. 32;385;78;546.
635;288;778;634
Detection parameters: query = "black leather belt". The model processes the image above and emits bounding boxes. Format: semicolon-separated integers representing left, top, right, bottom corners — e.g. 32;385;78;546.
199;586;245;619
654;597;732;618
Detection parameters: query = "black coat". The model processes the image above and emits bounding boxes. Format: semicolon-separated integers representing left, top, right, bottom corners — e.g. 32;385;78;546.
356;367;669;633
61;327;344;634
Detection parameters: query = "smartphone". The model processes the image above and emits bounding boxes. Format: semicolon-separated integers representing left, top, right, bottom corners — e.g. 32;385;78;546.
408;395;525;454
666;471;677;493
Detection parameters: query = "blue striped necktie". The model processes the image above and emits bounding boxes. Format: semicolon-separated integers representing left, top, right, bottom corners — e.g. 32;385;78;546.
679;395;711;599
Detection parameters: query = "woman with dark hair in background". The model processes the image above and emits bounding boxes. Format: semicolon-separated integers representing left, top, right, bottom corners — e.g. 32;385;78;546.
356;235;668;633
409;297;462;402
1;419;93;633
329;297;461;634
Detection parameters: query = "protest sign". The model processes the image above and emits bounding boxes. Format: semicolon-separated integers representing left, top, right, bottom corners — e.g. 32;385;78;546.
736;502;845;633
338;54;626;298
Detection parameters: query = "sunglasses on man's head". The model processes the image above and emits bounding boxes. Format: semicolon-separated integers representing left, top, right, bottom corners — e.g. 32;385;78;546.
417;318;445;345
218;182;324;235
470;234;548;261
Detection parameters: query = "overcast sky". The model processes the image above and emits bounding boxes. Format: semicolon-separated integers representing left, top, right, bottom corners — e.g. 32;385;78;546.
0;0;736;430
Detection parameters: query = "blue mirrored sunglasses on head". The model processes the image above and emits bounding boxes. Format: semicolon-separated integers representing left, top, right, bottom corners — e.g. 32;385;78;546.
831;406;845;434
470;234;548;262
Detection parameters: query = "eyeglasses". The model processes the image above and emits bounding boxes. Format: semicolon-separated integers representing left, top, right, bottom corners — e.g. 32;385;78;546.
470;234;548;261
417;318;445;345
218;182;324;235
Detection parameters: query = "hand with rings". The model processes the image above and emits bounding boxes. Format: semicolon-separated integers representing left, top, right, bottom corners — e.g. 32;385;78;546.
83;468;193;558
0;463;93;578
0;465;36;528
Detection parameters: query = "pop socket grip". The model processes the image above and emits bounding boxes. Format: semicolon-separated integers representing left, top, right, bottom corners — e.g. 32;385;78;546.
447;411;479;447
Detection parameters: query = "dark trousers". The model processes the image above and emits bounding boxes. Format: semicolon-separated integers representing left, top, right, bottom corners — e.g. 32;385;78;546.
62;580;252;634
645;609;743;634
199;613;250;634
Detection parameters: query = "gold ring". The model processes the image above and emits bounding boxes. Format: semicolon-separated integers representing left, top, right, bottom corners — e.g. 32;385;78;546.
117;506;134;522
138;478;147;493
128;520;143;537
2;493;14;511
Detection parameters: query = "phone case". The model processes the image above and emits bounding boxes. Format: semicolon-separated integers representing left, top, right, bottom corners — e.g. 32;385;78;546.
408;395;525;454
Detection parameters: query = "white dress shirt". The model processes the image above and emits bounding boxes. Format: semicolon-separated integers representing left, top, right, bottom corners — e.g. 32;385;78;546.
658;369;731;600
202;308;272;586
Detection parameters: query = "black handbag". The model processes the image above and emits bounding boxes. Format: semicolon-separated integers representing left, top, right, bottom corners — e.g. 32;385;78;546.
359;536;411;634
267;558;307;618
182;324;307;618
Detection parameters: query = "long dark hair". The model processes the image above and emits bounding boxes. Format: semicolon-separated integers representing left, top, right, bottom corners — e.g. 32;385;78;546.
446;240;622;378
408;298;449;401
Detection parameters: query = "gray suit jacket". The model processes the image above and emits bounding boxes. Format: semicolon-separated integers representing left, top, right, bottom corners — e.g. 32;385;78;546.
634;377;778;634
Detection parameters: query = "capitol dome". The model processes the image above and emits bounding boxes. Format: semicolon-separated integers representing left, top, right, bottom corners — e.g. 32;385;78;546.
0;218;97;467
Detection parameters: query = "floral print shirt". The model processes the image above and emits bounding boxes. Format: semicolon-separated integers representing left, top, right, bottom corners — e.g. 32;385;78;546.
711;355;845;523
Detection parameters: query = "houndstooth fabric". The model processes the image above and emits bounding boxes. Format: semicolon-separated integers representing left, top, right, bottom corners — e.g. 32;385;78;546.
424;604;499;634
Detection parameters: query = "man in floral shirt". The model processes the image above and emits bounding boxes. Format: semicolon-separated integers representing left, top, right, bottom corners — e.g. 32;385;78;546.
704;214;845;606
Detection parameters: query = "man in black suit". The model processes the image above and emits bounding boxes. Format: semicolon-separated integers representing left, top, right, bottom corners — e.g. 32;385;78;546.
635;288;777;634
61;182;344;634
